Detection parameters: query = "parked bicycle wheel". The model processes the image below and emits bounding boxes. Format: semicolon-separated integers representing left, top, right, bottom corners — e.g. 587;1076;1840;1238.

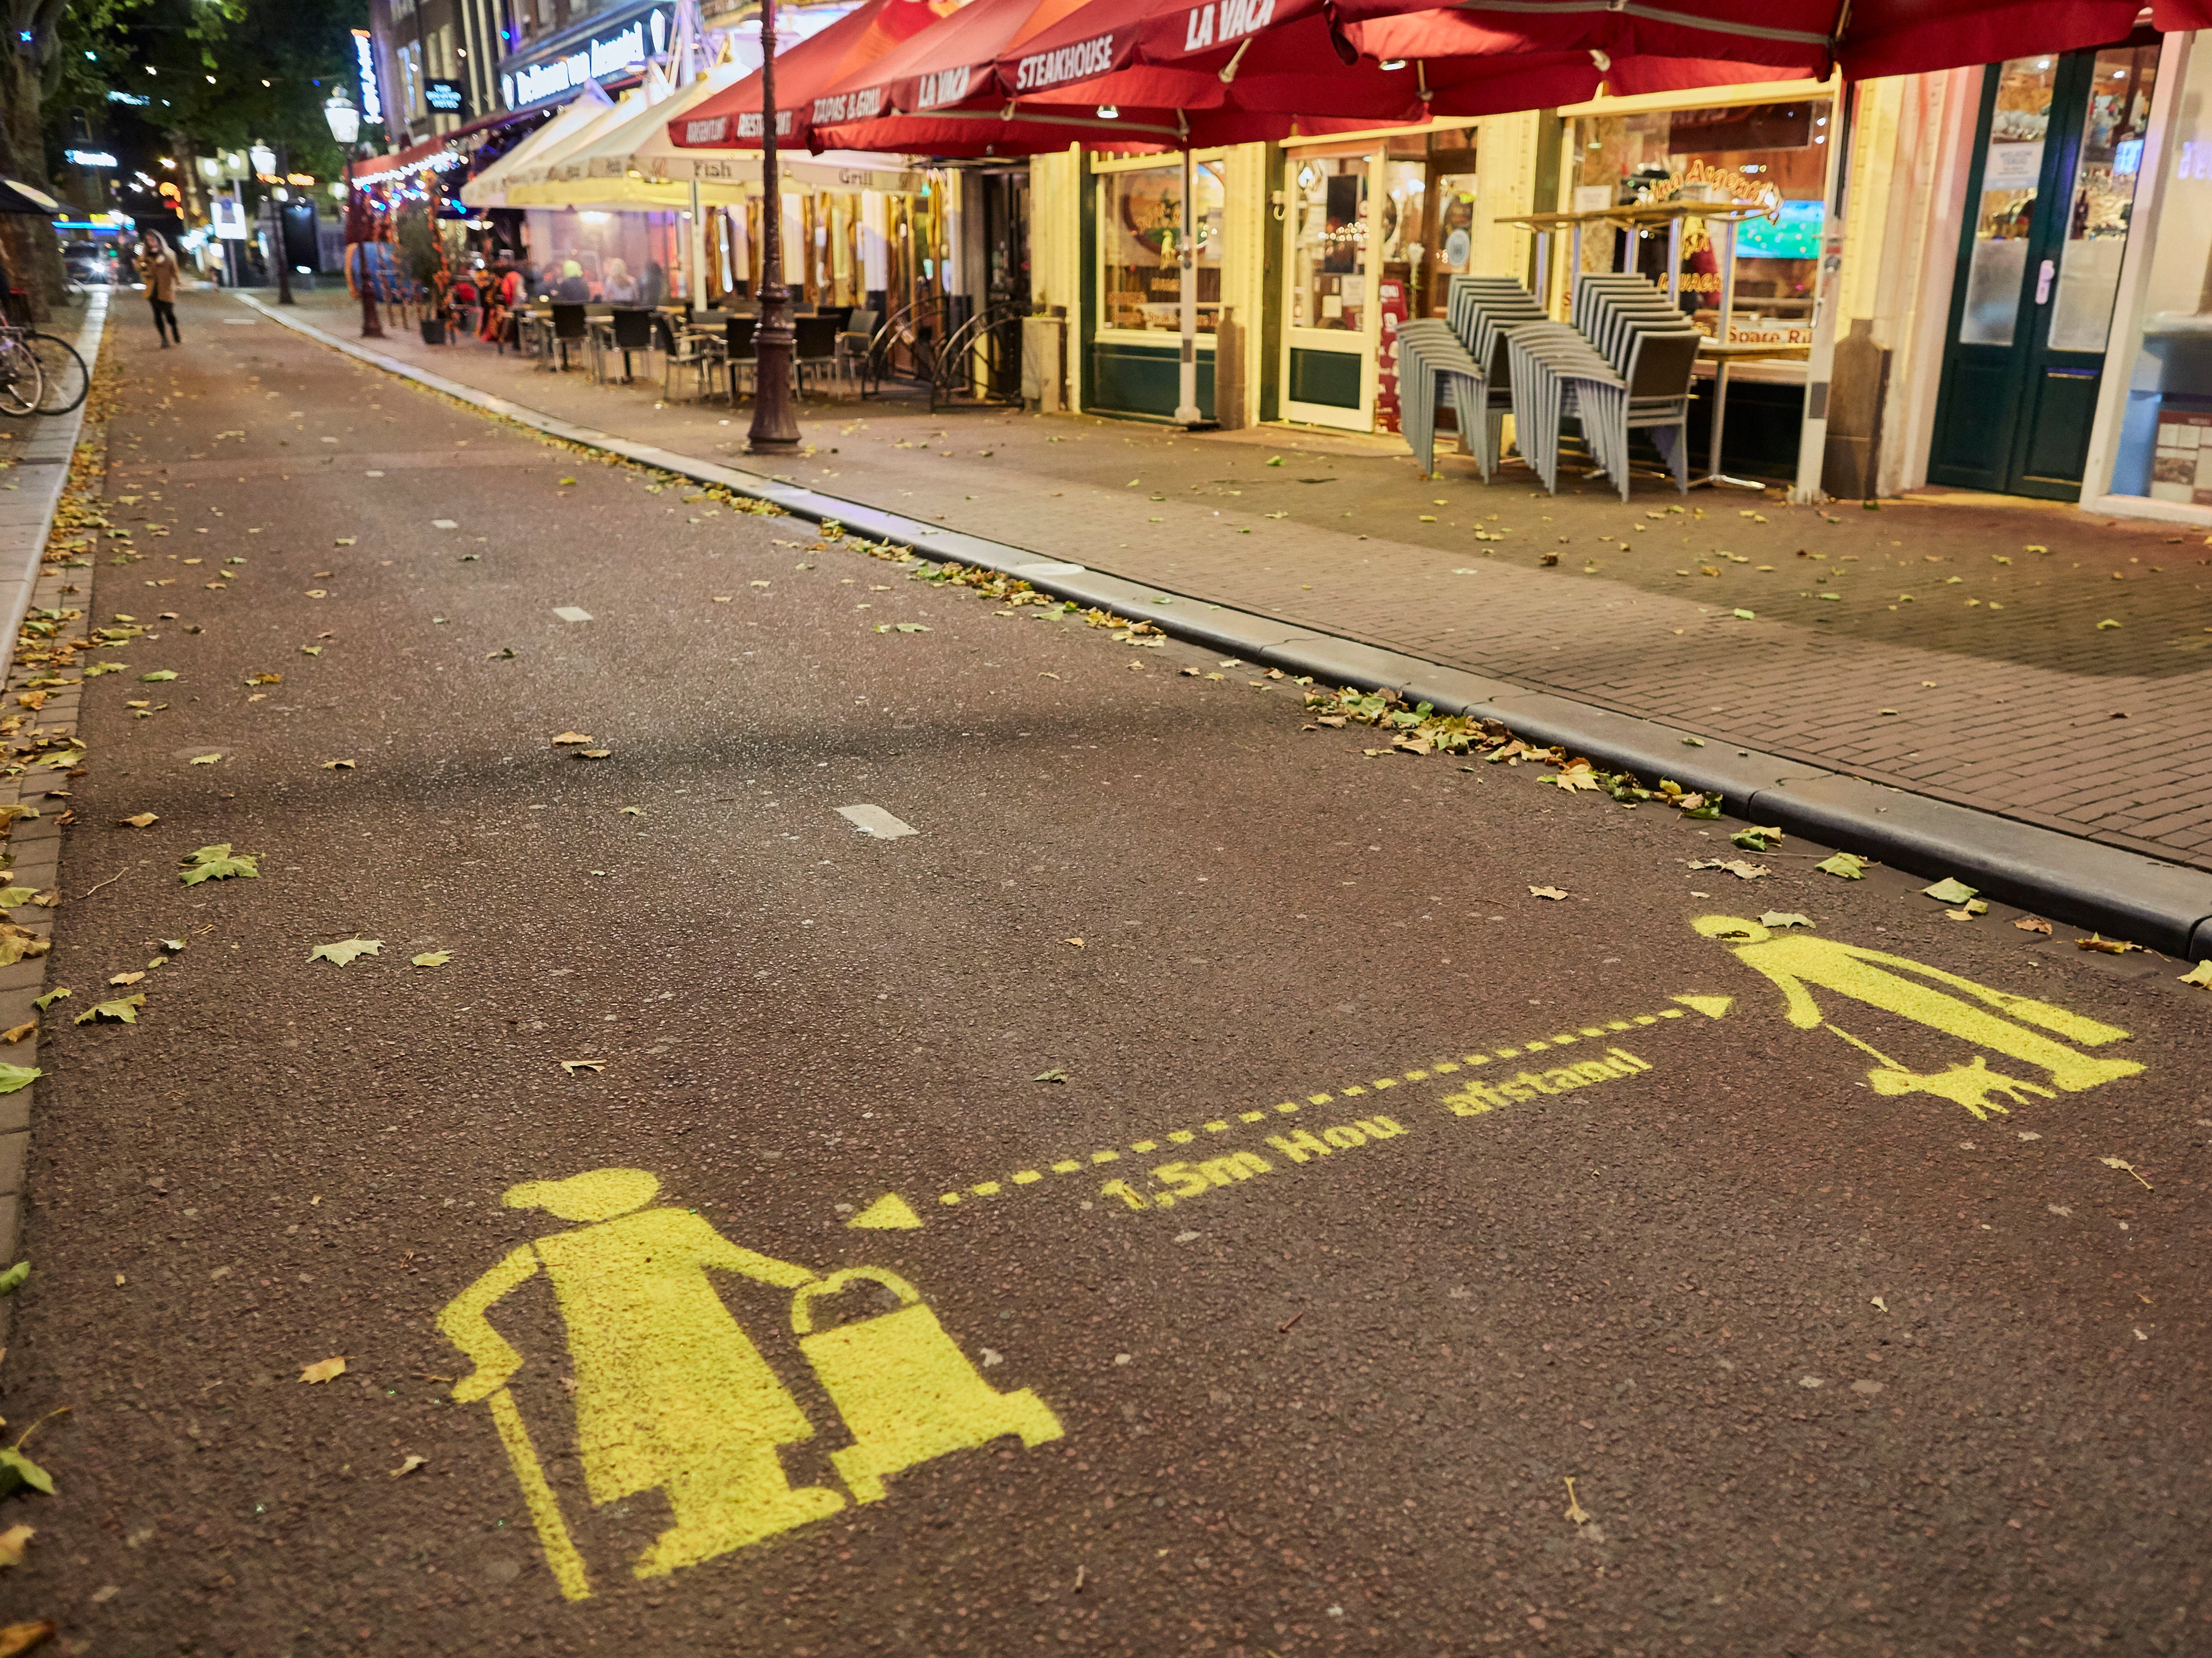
28;333;86;416
0;337;44;418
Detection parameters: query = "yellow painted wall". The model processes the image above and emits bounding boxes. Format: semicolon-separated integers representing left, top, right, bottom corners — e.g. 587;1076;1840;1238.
1028;144;1085;411
1218;142;1272;423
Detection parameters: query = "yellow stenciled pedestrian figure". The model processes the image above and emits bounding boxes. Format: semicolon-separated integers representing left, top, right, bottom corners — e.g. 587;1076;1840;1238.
439;1169;845;1592
1693;915;2142;1105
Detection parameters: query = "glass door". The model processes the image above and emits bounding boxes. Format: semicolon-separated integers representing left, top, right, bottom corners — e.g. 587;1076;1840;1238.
1930;43;2161;496
1282;152;1375;430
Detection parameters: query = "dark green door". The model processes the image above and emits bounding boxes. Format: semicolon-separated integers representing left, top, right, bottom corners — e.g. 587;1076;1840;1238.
1928;41;2160;498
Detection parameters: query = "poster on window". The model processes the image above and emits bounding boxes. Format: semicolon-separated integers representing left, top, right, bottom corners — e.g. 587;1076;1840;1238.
1375;278;1407;434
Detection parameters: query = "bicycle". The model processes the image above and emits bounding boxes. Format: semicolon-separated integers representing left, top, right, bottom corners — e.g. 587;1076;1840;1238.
0;332;43;418
9;326;86;416
28;332;86;416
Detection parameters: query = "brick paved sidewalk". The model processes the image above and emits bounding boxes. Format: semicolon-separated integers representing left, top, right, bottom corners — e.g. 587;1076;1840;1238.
252;288;2212;870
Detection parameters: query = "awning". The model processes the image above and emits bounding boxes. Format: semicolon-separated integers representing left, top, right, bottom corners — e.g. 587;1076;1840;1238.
459;83;616;208
0;180;60;217
501;78;673;195
668;0;948;150
520;150;933;211
347;129;478;190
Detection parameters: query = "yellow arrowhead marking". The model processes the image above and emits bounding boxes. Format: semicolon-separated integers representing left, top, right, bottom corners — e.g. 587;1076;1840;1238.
848;1193;922;1230
1673;995;1734;1019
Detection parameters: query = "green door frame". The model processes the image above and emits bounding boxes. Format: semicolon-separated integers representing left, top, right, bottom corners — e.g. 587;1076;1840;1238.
1927;44;2148;499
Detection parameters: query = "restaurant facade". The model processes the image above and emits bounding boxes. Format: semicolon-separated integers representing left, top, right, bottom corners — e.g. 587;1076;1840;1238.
361;0;2212;526
1007;21;2212;525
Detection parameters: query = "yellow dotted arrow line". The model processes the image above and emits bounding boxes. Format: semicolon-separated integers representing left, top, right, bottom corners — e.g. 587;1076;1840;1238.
938;1004;1698;1207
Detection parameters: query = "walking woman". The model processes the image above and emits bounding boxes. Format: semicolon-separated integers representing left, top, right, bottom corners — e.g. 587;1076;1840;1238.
135;231;181;347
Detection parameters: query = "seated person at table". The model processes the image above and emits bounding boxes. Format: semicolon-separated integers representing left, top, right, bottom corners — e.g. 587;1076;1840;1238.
554;260;591;303
642;261;668;306
602;258;639;303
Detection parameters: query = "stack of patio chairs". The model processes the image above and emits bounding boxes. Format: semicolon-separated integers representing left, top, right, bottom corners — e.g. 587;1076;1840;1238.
1388;275;1548;482
1502;275;1701;499
1392;320;1486;480
1443;276;1550;481
1561;275;1703;500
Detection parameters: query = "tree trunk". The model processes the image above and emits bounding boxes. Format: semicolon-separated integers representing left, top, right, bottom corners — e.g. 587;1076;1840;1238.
0;2;70;319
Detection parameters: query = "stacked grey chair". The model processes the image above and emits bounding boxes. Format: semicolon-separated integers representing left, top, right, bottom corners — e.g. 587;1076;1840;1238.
1445;275;1550;480
1502;318;1621;495
1393;319;1487;480
1557;275;1704;500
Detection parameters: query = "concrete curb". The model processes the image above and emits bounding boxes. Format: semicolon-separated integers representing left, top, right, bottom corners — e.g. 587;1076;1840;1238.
0;292;108;1339
237;294;2212;961
0;292;108;683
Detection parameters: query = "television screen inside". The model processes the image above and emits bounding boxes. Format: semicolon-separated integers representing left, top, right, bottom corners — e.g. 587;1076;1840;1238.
1734;198;1824;261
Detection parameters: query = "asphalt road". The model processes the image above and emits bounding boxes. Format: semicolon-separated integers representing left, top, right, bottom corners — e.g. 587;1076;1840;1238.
5;292;2207;1657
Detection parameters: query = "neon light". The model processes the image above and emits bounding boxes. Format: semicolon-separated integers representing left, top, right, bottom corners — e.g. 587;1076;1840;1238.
352;29;385;125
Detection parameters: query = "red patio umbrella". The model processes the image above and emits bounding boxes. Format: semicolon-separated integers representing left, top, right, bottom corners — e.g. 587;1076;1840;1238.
668;0;948;151
1330;0;2212;85
810;0;1380;154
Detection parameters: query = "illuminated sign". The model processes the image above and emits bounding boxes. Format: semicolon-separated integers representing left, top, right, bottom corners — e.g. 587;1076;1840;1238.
352;29;385;125
425;77;466;115
500;4;667;109
210;196;247;241
64;149;116;167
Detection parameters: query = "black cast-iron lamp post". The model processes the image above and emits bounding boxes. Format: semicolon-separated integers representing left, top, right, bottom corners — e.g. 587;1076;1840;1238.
747;0;800;455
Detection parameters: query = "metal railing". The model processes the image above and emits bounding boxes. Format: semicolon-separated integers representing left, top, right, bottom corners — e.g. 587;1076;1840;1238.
861;295;945;397
929;303;1025;413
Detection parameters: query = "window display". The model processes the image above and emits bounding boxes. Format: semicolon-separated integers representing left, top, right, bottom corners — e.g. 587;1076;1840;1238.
1099;159;1224;334
1572;99;1830;343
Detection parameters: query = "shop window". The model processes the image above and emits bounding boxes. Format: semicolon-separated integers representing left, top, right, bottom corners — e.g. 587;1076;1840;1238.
1573;99;1829;340
2049;44;2160;352
2104;36;2212;508
1098;160;1223;334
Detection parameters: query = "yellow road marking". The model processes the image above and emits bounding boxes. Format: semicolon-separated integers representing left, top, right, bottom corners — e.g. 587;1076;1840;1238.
933;1000;1710;1209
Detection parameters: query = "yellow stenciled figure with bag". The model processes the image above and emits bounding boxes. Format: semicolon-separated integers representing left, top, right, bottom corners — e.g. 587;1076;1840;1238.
1693;915;2141;1117
438;1169;1060;1600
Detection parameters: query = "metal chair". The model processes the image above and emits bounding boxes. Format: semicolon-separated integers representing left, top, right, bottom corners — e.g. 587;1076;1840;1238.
661;322;720;402
1393;320;1488;481
836;308;877;389
546;303;589;372
793;313;844;397
602;308;657;384
724;315;758;401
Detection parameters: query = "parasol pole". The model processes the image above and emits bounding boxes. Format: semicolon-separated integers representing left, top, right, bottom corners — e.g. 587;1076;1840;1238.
1173;122;1202;427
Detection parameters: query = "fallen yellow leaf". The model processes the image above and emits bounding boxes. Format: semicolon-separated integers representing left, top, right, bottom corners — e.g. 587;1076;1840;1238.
299;1356;347;1383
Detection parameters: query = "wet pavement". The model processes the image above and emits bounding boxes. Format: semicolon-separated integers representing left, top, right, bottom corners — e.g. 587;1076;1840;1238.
4;291;2209;1657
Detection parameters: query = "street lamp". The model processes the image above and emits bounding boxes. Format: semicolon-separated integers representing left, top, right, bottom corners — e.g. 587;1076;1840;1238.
250;141;293;306
344;144;386;341
746;0;798;456
324;87;360;147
